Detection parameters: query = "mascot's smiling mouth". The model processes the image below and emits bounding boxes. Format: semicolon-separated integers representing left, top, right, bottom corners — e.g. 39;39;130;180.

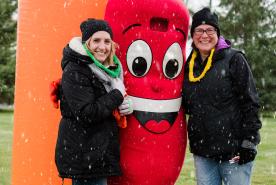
128;96;182;134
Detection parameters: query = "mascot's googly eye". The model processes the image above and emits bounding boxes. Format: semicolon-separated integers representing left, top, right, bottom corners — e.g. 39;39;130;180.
126;40;152;77
163;43;183;79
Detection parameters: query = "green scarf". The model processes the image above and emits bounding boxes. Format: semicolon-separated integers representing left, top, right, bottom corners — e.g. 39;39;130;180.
83;44;121;78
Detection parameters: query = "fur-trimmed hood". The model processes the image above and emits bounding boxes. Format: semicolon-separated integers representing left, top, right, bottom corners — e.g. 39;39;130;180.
61;37;91;70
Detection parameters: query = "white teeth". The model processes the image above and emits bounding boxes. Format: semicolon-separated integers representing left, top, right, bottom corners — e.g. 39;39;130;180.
128;96;182;113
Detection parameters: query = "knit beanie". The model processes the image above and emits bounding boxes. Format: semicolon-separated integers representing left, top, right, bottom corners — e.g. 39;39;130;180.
80;18;113;42
190;7;220;37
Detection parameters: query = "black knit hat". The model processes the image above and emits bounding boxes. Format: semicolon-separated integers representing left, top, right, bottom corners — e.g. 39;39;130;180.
190;7;220;37
80;18;113;42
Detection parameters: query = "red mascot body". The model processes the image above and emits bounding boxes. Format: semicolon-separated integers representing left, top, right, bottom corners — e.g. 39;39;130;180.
105;0;189;184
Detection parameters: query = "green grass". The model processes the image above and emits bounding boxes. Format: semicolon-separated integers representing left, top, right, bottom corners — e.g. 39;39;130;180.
0;112;275;185
176;117;276;185
0;111;13;185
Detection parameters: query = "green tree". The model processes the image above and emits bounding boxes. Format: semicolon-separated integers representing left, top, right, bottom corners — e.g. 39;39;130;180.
0;0;17;104
217;0;276;111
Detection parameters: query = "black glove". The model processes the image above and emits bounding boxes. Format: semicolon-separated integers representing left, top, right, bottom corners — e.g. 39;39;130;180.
238;140;257;165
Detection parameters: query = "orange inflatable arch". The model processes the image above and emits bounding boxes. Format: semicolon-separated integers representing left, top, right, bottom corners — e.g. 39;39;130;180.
12;1;107;184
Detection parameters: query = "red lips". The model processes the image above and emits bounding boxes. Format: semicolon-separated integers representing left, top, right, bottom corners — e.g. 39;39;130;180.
144;120;171;134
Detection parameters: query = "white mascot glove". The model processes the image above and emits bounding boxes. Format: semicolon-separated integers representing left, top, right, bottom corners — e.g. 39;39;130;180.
110;78;126;96
119;96;133;116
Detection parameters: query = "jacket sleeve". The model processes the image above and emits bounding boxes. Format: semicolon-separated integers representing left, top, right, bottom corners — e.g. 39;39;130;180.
61;65;124;125
230;52;262;145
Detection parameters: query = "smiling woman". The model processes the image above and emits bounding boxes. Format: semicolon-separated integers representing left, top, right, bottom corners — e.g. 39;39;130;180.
182;7;262;185
53;18;132;185
192;25;218;58
86;31;112;65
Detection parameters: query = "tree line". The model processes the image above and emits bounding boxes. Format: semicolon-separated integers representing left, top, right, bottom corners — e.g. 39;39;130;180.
0;0;17;104
0;0;275;111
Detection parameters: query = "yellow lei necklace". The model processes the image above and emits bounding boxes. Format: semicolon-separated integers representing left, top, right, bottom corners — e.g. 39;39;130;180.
189;48;215;82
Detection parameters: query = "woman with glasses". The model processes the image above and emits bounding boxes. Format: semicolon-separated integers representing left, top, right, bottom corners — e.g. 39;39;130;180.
182;7;262;185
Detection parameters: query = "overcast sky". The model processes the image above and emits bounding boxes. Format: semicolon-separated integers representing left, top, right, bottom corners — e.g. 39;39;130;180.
186;0;220;11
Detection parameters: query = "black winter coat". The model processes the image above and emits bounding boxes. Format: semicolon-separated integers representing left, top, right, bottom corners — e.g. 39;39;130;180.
55;42;123;179
182;48;262;161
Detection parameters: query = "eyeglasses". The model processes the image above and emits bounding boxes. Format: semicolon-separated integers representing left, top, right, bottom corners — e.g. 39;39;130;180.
194;28;217;36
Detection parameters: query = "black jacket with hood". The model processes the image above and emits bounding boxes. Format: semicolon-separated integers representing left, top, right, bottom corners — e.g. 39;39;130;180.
55;37;123;179
182;38;262;161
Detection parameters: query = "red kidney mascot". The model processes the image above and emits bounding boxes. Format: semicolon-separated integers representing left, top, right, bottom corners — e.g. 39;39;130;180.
105;0;189;184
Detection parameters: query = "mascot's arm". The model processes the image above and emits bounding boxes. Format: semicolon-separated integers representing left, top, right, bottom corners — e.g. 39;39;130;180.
49;78;61;109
